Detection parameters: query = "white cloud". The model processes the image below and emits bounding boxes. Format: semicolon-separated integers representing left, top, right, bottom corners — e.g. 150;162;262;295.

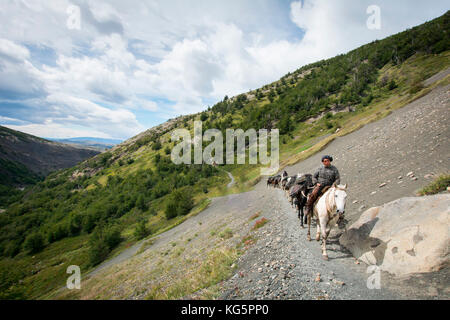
0;38;30;62
43;93;144;138
0;38;45;98
5;122;110;139
139;100;158;112
0;0;448;139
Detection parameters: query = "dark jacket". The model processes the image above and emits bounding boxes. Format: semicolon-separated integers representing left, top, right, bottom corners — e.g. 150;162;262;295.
312;165;340;186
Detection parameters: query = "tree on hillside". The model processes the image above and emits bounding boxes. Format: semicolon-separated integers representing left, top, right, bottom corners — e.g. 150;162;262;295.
164;188;194;219
23;232;45;254
134;219;149;240
268;90;276;103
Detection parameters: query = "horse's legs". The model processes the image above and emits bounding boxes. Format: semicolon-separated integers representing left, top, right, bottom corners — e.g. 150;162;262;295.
307;213;311;241
316;221;321;241
320;216;329;260
299;207;304;228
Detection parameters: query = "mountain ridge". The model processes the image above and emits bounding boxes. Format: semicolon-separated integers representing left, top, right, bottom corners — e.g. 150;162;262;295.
0;125;100;178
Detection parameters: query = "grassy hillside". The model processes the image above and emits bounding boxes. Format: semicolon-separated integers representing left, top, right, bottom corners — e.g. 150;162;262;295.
0;126;100;208
0;11;449;299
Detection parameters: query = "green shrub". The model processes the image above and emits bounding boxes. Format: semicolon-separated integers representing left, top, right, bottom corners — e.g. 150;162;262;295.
88;226;122;266
134;219;149;240
23;232;45;254
325;120;334;129
200;113;208;121
152;141;162;150
165;201;178;220
164;188;194;219
136;195;148;211
388;79;398;90
88;238;109;266
3;241;21;258
104;226;122;249
148;206;157;216
47;223;69;243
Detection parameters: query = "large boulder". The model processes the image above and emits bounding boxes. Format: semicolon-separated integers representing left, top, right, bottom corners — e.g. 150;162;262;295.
339;194;450;277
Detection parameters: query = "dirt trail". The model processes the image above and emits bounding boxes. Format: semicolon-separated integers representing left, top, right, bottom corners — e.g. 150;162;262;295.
226;171;235;188
220;182;400;299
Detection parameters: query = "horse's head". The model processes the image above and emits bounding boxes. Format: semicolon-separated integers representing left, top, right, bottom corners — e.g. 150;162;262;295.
333;184;347;215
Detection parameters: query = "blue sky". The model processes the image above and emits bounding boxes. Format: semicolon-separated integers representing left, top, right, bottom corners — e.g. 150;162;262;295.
0;0;448;140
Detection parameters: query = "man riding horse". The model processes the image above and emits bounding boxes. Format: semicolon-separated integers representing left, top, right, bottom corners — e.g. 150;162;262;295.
304;155;341;218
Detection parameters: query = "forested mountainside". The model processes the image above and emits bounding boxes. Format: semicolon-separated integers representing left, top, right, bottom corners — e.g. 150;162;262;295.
0;11;448;299
0;126;99;207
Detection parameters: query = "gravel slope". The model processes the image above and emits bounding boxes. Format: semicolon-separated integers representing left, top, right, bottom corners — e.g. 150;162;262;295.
220;185;400;300
286;83;450;226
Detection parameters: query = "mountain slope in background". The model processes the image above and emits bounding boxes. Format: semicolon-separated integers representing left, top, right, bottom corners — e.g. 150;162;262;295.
0;126;100;186
47;137;123;151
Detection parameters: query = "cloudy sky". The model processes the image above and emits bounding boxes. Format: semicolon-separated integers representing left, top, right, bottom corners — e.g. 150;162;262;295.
0;0;448;140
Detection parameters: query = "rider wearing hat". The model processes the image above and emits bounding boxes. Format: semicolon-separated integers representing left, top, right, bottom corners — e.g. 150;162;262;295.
305;155;341;217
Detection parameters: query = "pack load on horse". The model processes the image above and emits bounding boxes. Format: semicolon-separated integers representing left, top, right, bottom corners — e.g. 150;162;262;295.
289;174;314;227
284;173;304;197
288;174;308;205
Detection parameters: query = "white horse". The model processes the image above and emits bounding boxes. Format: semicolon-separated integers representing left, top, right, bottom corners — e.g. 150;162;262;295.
307;184;347;260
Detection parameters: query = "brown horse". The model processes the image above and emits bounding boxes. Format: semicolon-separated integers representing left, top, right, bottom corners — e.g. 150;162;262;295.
290;174;313;227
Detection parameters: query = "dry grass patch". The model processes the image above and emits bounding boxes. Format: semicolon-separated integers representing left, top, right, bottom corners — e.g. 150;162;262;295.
252;217;269;230
218;228;233;240
418;174;450;196
249;211;261;221
145;247;238;300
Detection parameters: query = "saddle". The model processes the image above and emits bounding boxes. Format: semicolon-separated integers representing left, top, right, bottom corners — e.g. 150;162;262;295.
309;185;331;207
295;174;312;185
319;185;331;196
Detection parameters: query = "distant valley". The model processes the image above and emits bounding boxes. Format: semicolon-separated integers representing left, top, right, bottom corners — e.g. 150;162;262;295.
46;137;123;151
